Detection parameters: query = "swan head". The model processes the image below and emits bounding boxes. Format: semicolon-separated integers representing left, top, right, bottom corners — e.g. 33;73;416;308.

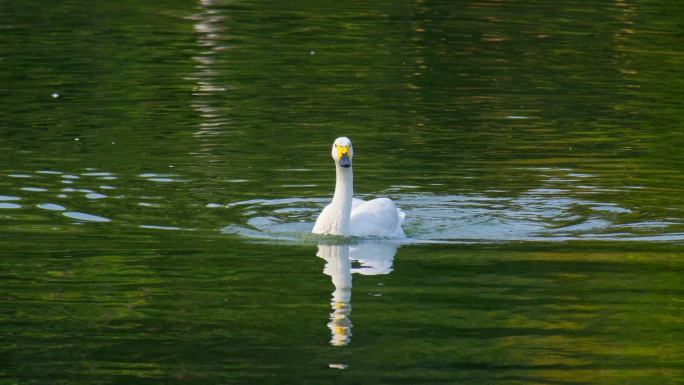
331;137;353;168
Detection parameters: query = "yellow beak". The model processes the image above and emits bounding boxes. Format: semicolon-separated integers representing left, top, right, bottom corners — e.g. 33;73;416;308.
337;145;351;168
337;145;350;160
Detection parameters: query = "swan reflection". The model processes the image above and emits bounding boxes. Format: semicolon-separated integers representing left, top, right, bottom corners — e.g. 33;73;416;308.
316;240;398;346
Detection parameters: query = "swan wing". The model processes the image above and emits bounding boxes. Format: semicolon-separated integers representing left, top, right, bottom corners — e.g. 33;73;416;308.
349;198;405;237
351;198;365;210
312;203;334;234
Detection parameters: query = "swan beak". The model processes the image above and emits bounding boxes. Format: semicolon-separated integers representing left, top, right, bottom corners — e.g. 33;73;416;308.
339;153;351;168
337;146;351;168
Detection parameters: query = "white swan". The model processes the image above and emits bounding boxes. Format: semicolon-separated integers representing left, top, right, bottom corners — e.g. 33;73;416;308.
312;137;406;237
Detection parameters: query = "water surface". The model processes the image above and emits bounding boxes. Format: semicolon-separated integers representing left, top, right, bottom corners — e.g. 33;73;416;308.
1;0;683;384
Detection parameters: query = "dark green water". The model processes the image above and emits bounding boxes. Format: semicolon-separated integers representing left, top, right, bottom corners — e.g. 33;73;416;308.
2;1;684;384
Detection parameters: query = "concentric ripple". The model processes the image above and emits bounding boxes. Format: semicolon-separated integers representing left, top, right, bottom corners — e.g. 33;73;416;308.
217;190;683;243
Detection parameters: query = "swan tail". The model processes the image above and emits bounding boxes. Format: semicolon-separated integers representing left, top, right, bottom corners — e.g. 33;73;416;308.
396;207;406;237
397;208;406;226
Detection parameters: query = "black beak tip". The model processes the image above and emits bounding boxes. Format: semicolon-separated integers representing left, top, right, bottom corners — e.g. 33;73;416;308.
339;154;351;168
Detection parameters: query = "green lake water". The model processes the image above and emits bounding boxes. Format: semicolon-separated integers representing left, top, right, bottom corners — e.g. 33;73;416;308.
1;1;684;384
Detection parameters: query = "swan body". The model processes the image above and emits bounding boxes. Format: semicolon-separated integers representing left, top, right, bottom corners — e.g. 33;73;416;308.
312;137;406;237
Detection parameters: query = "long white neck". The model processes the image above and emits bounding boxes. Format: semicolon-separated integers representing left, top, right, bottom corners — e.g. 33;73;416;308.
330;165;353;236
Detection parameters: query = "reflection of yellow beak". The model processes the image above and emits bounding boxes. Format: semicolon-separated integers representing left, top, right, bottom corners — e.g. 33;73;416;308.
335;325;346;336
336;145;350;161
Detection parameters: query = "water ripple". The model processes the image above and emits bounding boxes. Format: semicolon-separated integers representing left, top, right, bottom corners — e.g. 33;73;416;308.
62;211;111;223
37;203;66;211
219;189;684;243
